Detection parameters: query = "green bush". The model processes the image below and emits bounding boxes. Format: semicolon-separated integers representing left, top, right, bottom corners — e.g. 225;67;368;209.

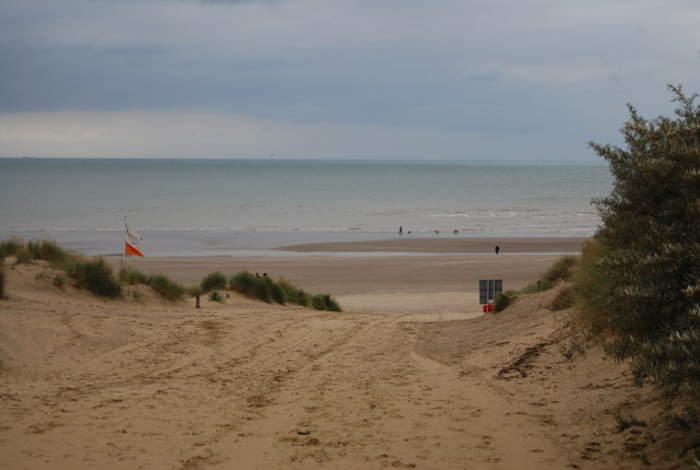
148;273;186;301
582;85;700;399
68;258;121;298
208;290;223;302
572;239;613;334
119;266;149;285
200;271;227;293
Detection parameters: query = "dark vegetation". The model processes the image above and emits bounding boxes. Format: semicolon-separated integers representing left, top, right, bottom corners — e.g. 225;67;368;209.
118;266;149;285
0;238;123;298
208;291;224;302
576;85;700;400
499;86;700;405
146;274;186;301
227;270;341;311
68;258;122;298
0;267;5;300
200;272;227;293
0;238;341;310
494;255;578;312
118;267;186;301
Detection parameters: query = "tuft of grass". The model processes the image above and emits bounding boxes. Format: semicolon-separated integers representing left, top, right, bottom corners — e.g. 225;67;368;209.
208;290;224;302
549;285;575;311
52;274;65;289
491;255;579;314
229;271;258;295
541;255;577;283
15;247;33;264
148;273;186;301
200;271;227;293
229;271;340;311
494;290;518;312
0;267;6;299
26;239;71;266
68;258;121;298
119;266;149;285
311;294;342;312
519;279;554;294
277;279;310;306
264;277;286;304
0;237;78;268
119;266;185;301
0;237;23;259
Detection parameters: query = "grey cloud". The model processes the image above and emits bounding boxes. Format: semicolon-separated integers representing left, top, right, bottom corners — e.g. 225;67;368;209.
0;0;698;159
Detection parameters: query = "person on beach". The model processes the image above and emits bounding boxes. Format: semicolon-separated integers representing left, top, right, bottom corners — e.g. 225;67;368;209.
495;245;500;255
399;226;403;235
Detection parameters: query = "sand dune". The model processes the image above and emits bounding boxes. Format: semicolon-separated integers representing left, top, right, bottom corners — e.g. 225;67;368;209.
0;261;690;469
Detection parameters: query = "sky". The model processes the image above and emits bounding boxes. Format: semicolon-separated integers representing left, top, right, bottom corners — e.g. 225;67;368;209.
0;0;698;160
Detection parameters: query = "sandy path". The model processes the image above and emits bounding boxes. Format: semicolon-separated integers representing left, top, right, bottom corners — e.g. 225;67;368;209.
0;264;571;470
3;263;682;469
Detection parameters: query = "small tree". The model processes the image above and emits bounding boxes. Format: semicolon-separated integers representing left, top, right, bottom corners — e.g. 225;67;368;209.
587;85;700;398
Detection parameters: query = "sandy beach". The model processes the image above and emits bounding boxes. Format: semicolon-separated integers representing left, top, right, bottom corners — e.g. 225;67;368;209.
0;236;690;469
277;236;587;254
104;237;580;315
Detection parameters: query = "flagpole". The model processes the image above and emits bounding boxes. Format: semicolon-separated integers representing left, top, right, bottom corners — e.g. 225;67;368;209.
123;216;127;269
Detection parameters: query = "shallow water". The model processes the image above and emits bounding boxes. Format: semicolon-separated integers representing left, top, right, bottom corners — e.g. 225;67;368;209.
0;158;611;255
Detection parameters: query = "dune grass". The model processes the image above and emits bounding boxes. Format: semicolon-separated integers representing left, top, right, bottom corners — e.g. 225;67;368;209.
311;294;342;312
1;237;338;309
119;266;185;301
68;258;122;299
227;270;341;311
493;255;579;313
118;266;150;285
1;238;74;268
0;267;6;300
200;271;227;293
26;239;72;266
0;237;23;260
148;274;186;301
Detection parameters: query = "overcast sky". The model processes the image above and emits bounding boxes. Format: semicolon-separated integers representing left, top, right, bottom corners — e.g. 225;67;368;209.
1;0;698;160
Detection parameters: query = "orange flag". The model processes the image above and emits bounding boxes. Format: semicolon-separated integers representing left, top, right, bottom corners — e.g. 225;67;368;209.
124;242;144;257
124;221;145;257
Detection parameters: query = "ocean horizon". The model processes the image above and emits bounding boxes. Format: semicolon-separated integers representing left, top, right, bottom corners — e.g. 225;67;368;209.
0;158;612;256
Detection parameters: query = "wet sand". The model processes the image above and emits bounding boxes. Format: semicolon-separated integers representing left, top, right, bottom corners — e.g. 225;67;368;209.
277;236;586;254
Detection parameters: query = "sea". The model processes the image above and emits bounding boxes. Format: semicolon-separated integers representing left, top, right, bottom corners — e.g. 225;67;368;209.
0;158;612;256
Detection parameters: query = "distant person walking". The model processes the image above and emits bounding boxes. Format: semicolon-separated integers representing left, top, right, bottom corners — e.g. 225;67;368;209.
495;245;500;255
399;226;403;236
